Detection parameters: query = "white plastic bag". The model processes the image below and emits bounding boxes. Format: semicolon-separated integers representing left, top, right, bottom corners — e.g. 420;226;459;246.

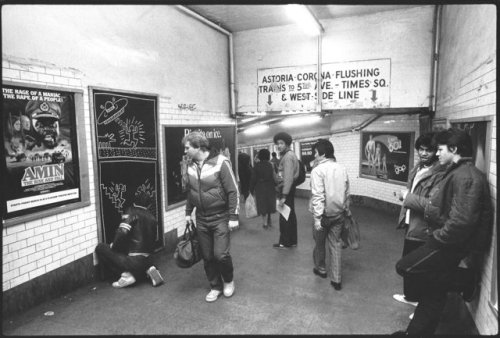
245;194;258;218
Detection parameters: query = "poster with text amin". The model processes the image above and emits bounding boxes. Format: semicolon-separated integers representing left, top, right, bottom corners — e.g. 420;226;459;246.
360;131;414;185
2;84;80;218
164;125;236;207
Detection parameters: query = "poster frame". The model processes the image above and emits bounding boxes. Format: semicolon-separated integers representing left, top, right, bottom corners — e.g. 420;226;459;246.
163;124;237;211
89;86;163;247
359;131;414;186
2;81;90;227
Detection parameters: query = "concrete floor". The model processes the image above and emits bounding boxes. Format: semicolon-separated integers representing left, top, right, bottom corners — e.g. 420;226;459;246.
2;197;478;335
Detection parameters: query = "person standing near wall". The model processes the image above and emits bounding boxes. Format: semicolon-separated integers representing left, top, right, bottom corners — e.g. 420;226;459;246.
273;131;299;249
95;191;164;288
250;148;278;229
393;132;445;309
393;128;493;335
309;139;350;290
270;151;280;174
183;131;240;303
238;152;252;201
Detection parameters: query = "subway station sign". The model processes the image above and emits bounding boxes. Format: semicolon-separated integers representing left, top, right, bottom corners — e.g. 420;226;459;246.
257;58;390;112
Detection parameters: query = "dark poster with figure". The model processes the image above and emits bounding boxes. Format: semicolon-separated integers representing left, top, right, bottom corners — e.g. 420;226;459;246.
2;83;81;218
99;161;162;248
164;125;236;207
300;140;316;172
91;88;162;248
360;131;414;185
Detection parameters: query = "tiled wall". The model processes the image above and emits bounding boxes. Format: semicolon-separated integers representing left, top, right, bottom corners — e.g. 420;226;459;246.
436;5;497;335
2;57;99;292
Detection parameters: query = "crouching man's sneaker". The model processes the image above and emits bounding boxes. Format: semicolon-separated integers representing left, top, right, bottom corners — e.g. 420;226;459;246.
223;281;235;297
146;266;164;287
112;272;136;288
205;289;222;302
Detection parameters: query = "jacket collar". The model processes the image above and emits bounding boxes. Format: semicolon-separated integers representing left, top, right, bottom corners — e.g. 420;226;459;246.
445;157;472;174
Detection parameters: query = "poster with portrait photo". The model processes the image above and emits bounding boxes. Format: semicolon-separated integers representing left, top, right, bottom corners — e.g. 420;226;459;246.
164;125;236;208
2;84;80;218
359;131;414;185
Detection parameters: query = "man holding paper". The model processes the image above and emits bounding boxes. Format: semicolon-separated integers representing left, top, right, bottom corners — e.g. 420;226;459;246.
309;139;350;291
273;131;299;249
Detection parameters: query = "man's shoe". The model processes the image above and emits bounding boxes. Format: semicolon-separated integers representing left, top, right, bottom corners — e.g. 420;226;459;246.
273;243;287;249
331;281;342;290
146;266;164;287
393;294;418;306
409;313;414;320
223;281;235;297
313;268;327;278
112;273;136;288
205;289;222;302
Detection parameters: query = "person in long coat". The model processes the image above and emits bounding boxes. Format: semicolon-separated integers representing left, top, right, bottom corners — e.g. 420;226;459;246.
238;152;252;201
250;149;277;228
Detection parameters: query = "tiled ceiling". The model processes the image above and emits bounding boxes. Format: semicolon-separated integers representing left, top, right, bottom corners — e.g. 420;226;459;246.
186;5;425;32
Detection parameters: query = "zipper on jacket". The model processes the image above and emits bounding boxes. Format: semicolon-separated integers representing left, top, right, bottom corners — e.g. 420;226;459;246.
196;163;206;214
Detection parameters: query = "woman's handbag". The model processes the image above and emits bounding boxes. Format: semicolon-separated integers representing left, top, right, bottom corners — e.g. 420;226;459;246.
174;220;202;268
341;213;361;250
245;193;258;218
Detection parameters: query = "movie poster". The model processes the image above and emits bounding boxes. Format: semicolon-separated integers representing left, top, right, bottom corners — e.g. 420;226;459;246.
2;84;80;217
164;125;236;207
359;132;414;184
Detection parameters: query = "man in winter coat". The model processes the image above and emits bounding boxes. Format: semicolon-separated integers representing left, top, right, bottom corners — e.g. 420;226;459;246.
95;191;164;288
393;128;493;335
183;131;240;302
393;132;445;306
273;131;299;249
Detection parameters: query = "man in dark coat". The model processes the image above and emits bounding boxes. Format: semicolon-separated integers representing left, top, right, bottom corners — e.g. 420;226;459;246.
393;128;493;335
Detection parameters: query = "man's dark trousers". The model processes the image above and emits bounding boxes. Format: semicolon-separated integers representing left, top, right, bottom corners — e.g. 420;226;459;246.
279;184;297;246
196;213;234;291
396;240;468;335
95;243;152;281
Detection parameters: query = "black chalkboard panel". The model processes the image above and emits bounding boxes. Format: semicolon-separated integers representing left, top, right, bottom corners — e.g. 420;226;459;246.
91;88;162;250
164;125;236;208
99;160;162;247
299;140;316;172
92;90;157;160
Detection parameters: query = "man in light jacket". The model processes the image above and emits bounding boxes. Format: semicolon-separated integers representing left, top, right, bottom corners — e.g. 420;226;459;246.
273;131;299;249
183;131;240;303
309;139;350;290
393;128;493;335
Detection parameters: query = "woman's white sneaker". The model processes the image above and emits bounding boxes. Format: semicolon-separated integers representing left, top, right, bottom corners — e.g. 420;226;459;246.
205;289;222;302
223;281;235;297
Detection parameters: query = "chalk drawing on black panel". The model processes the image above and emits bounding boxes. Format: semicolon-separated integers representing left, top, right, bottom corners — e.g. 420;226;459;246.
101;182;127;214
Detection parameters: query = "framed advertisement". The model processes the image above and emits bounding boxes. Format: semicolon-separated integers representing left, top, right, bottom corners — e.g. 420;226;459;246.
299;140;316;172
90;87;162;248
2;82;89;225
359;131;414;185
163;125;236;209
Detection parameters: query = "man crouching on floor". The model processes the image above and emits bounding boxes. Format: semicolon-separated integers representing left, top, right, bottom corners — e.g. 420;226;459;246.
95;191;164;288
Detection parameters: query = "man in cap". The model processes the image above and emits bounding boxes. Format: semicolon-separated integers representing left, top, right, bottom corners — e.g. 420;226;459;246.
25;100;61;149
95;191;164;288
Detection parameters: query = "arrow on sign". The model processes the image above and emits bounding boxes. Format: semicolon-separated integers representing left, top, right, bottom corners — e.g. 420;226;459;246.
267;95;273;105
371;90;378;102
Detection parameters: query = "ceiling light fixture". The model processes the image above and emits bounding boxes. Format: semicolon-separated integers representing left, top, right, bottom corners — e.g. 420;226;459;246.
281;115;322;127
286;4;324;36
243;124;269;135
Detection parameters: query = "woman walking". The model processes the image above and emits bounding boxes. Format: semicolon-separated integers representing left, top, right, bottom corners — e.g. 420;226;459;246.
250;149;277;228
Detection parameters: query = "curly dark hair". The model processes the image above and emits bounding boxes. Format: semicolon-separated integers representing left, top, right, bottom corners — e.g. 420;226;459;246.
273;131;292;146
258;148;270;161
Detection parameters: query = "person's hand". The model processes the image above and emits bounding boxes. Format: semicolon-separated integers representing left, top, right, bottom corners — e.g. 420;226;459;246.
228;220;239;231
397;189;408;201
314;219;323;231
278;198;286;207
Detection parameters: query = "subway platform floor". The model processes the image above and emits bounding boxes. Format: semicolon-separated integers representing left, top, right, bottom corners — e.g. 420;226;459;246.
2;197;478;335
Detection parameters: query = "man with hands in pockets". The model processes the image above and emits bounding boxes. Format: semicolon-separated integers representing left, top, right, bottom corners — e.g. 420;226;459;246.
182;131;240;302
